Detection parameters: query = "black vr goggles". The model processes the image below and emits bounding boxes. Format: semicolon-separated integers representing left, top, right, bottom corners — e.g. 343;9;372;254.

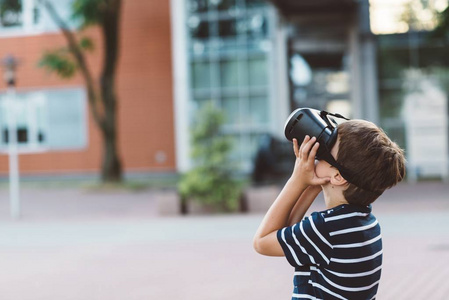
284;108;357;186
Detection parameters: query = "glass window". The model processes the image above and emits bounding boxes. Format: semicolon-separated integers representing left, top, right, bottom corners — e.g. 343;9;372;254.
39;0;77;30
219;19;236;38
248;57;267;86
192;97;213;115
221;97;240;126
46;88;87;149
188;16;210;39
247;96;268;125
0;0;76;35
191;61;211;89
0;88;87;151
219;16;264;40
247;13;267;38
217;0;236;11
245;0;266;8
227;133;242;164
0;0;22;28
220;59;239;88
186;0;272;172
188;0;209;13
240;134;251;162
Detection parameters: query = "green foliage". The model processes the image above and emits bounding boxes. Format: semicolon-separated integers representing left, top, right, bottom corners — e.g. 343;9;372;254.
433;6;449;40
79;36;94;51
37;0;96;79
178;102;242;212
39;48;77;78
71;0;106;28
400;0;440;31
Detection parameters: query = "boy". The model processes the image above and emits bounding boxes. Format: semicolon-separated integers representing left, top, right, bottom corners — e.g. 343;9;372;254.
253;120;405;300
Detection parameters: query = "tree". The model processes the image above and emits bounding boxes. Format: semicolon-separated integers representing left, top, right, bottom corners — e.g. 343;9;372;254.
400;0;444;31
38;0;123;182
433;5;449;40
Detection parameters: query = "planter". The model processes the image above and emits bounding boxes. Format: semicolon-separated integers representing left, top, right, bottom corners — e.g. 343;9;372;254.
181;193;247;215
156;190;181;216
244;185;281;213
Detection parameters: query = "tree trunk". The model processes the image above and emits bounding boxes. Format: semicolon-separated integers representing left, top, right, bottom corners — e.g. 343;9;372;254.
100;73;122;182
100;0;123;182
100;109;122;182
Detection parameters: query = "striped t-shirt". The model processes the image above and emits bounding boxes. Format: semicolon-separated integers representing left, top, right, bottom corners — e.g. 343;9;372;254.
277;204;382;300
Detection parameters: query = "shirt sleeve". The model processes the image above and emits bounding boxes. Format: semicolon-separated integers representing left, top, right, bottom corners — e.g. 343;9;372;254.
277;211;333;268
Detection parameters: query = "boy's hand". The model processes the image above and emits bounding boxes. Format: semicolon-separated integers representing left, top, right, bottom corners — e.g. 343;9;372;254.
291;136;330;188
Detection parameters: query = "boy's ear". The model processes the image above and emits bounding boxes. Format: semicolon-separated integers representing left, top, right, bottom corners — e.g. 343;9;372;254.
330;171;348;186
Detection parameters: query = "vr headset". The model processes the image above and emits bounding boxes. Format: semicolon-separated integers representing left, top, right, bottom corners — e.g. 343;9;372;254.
284;108;358;186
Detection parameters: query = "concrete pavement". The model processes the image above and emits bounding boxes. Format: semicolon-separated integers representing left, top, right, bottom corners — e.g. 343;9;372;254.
0;182;448;299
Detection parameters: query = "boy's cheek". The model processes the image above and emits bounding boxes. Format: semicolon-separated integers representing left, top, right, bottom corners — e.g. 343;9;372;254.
314;160;323;176
314;160;329;178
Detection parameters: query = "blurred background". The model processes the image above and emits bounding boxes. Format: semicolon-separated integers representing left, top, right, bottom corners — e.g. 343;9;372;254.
0;0;448;299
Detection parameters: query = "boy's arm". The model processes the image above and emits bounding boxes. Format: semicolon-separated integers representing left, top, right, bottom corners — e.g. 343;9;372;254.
253;177;308;256
253;136;330;256
287;185;322;226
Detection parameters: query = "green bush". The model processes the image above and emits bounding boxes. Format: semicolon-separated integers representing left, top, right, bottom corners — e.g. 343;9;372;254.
178;102;242;212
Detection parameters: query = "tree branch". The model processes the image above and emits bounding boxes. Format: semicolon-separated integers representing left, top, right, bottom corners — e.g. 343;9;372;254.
40;0;105;130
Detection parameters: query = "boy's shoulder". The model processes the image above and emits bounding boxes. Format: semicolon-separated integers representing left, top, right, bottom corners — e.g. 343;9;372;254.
307;204;376;240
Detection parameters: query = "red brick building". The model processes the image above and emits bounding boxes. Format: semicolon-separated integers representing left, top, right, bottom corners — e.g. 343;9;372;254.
0;0;175;177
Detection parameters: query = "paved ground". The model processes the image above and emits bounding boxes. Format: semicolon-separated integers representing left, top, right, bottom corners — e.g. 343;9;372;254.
0;182;448;299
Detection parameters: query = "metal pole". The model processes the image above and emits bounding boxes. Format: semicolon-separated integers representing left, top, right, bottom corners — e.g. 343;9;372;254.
6;86;20;219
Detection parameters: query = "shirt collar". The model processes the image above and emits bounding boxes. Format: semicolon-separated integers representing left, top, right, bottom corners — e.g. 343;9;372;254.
327;203;372;214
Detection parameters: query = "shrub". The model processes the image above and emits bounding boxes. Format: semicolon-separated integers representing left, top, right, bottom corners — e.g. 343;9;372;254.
178;102;242;212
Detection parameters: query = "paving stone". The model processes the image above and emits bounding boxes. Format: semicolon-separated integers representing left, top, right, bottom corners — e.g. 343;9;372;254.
0;182;447;299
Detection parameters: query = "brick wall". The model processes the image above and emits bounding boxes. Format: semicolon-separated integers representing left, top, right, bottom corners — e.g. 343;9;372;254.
0;0;175;176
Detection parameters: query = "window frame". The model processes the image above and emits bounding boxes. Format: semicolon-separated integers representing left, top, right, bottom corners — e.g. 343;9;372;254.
186;0;274;172
0;86;88;154
0;0;75;38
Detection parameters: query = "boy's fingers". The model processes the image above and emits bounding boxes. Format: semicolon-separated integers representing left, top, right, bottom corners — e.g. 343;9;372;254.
293;139;299;157
308;142;320;164
299;135;310;155
301;136;316;160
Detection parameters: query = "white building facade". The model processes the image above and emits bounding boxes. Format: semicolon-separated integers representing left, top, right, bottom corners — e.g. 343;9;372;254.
171;0;379;173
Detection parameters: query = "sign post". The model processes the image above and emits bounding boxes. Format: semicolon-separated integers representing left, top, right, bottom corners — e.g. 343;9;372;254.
2;55;20;219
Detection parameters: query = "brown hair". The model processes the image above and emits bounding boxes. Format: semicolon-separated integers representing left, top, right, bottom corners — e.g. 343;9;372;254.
336;120;406;205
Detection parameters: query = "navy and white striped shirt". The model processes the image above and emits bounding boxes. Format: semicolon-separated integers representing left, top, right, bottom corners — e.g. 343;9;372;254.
277;204;382;300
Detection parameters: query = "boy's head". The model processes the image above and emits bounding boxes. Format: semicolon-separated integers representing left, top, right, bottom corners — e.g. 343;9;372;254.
318;120;405;206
